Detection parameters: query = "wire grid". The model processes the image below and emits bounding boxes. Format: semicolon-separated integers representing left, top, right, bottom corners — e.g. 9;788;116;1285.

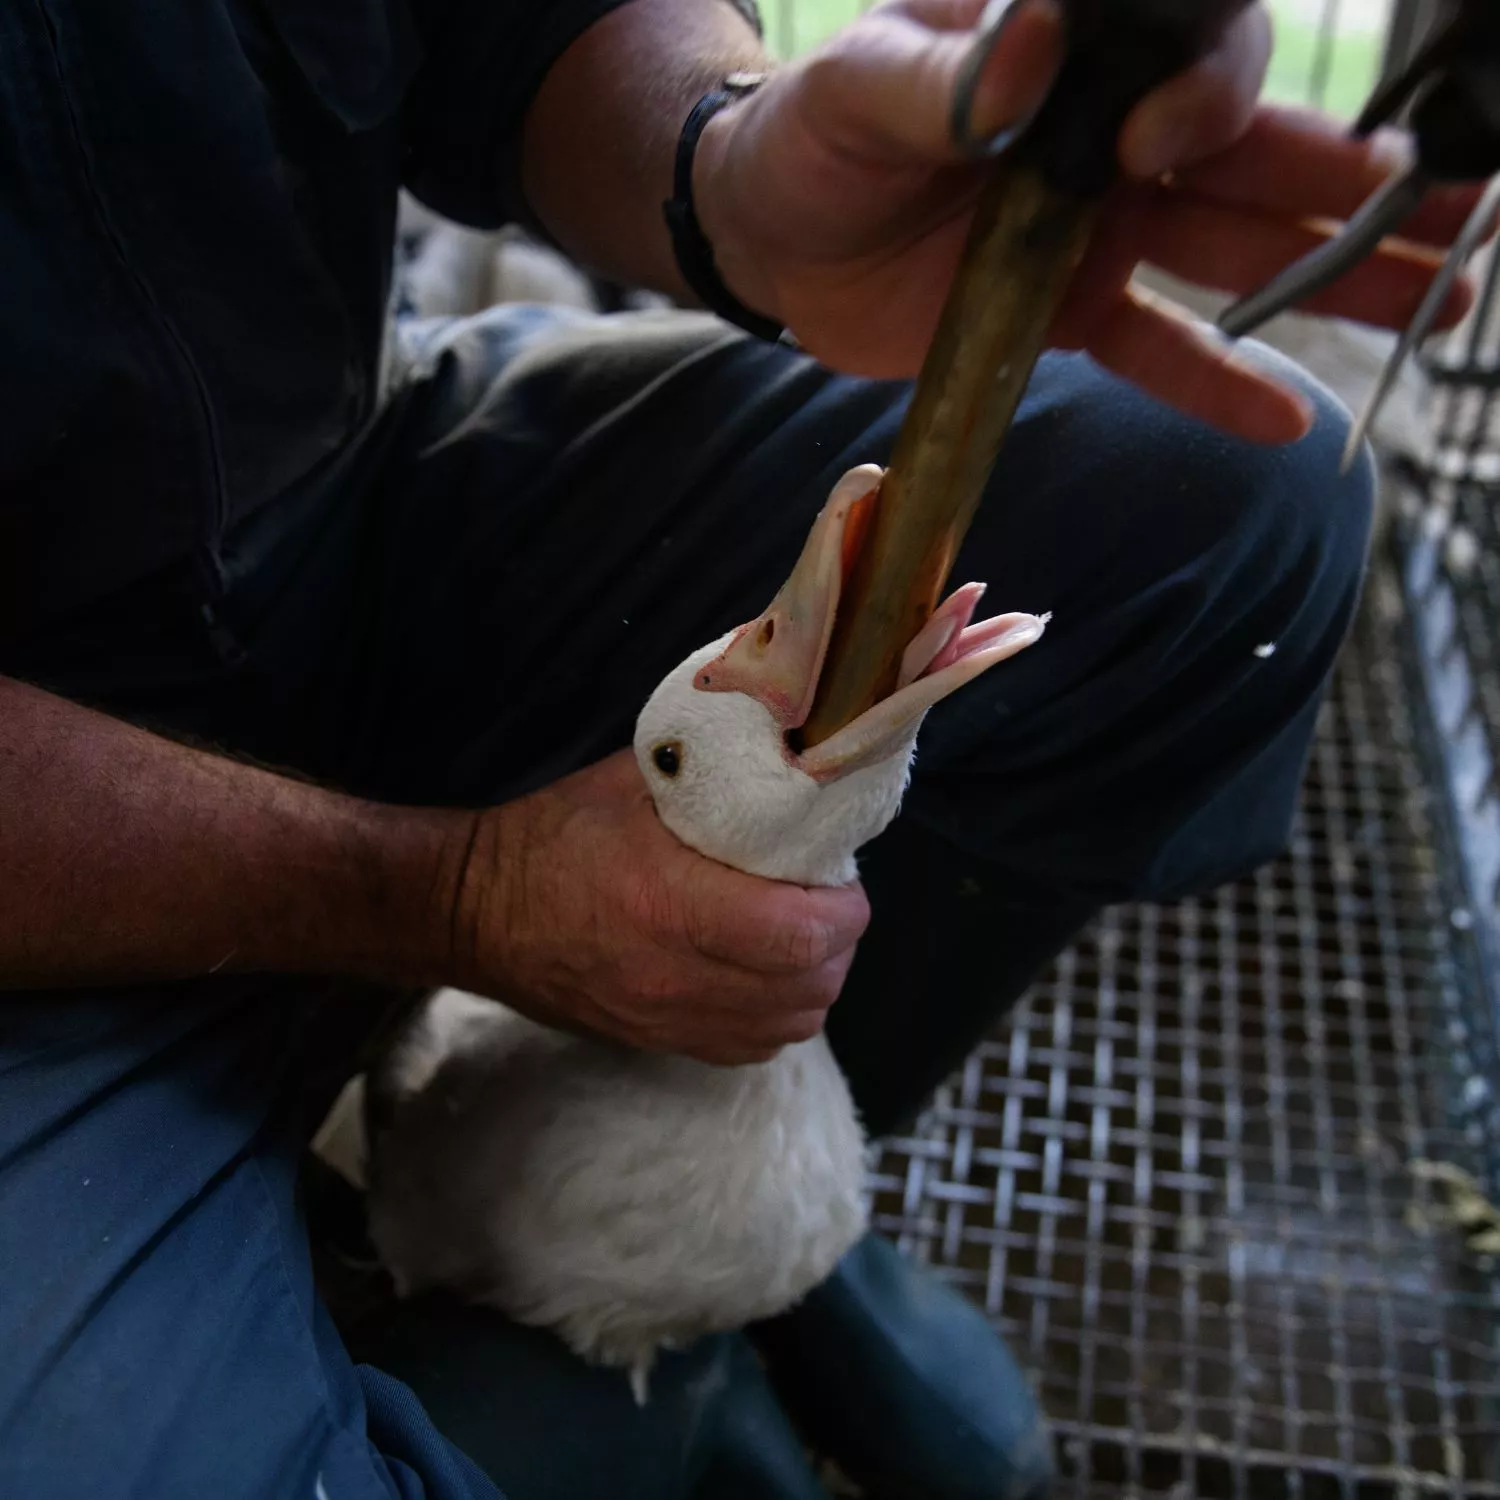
867;596;1500;1498
1395;243;1500;1157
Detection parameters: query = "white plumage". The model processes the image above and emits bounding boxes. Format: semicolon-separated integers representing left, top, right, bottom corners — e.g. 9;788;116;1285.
359;465;1047;1400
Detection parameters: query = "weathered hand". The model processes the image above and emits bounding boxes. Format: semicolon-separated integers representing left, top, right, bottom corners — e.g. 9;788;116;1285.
696;0;1481;442
452;750;870;1065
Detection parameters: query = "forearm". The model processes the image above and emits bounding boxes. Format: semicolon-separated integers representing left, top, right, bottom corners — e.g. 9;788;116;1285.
0;677;472;991
519;0;768;299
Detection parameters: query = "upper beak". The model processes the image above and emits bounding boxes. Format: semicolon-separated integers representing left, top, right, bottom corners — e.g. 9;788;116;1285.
696;464;1046;778
694;466;882;730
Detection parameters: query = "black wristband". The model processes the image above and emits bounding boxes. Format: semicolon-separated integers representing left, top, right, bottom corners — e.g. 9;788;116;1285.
662;73;787;343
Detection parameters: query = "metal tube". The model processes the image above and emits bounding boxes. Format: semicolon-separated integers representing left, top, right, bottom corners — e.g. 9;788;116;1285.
799;0;1253;746
800;163;1098;744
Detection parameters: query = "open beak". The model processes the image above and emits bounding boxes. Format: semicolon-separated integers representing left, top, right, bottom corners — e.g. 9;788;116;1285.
696;464;1046;780
741;0;1244;765
798;578;1045;781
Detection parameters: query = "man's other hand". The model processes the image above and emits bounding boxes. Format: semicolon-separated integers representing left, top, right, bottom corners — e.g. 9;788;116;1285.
695;0;1482;443
451;751;870;1065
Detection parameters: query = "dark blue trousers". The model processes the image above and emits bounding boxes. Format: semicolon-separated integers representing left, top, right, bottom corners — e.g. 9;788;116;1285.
0;308;1373;1499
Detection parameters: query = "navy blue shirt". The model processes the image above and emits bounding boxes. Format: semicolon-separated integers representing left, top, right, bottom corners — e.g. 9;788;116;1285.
0;0;622;634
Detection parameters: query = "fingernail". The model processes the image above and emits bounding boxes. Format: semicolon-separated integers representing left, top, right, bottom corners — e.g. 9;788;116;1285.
1367;126;1416;180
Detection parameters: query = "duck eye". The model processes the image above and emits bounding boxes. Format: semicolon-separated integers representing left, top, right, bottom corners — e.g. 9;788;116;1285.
652;741;683;778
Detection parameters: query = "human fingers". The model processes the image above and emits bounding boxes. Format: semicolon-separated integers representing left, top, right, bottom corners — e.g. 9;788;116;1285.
1165;105;1489;250
626;952;856;1063
664;854;871;975
1119;3;1273;178
797;0;1063;167
1135;190;1475;331
1078;282;1314;443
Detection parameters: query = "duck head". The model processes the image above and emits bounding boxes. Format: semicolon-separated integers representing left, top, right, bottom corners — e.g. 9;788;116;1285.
633;466;1047;888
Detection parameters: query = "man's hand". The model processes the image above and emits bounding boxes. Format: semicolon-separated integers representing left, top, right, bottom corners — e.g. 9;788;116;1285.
452;751;870;1065
0;678;865;1066
694;0;1482;442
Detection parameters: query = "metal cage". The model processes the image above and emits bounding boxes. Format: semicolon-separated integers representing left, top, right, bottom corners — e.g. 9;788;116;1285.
854;2;1500;1493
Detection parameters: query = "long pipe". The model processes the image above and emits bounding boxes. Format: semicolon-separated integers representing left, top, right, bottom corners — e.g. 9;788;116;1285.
800;0;1251;747
800;160;1098;744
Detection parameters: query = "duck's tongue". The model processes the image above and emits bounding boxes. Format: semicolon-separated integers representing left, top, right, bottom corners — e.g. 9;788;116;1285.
695;465;1045;779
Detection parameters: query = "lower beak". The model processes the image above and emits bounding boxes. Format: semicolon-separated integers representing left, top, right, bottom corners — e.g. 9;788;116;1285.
798;585;1044;780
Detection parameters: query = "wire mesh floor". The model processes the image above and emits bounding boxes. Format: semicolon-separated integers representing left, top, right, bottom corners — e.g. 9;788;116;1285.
1395;249;1500;1115
866;591;1500;1498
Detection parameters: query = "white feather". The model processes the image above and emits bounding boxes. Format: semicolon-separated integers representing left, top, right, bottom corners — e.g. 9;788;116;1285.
361;634;918;1394
360;547;1041;1398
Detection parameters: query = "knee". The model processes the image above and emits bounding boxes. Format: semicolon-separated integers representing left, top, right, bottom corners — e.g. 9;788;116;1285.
916;349;1376;901
1222;337;1378;575
1131;338;1372;603
1174;339;1376;683
1009;343;1376;670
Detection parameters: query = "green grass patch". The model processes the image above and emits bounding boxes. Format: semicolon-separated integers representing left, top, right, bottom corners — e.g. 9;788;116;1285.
1264;4;1385;119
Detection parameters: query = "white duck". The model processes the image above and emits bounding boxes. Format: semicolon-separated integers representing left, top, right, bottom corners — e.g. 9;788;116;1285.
359;463;1047;1401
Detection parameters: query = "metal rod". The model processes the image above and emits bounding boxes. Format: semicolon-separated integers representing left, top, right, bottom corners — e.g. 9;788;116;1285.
799;0;1254;747
1342;172;1500;470
1218;164;1433;340
800;161;1098;745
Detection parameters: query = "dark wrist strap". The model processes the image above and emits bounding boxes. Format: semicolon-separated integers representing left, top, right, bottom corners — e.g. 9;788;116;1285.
663;73;786;343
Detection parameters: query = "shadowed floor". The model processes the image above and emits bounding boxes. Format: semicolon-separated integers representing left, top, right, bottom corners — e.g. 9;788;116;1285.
869;582;1500;1499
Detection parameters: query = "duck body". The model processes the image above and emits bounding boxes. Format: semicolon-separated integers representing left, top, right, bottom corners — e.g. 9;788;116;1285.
368;988;866;1399
362;467;1047;1397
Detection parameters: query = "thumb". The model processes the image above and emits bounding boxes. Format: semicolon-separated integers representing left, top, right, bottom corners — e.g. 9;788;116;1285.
804;0;1063;165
